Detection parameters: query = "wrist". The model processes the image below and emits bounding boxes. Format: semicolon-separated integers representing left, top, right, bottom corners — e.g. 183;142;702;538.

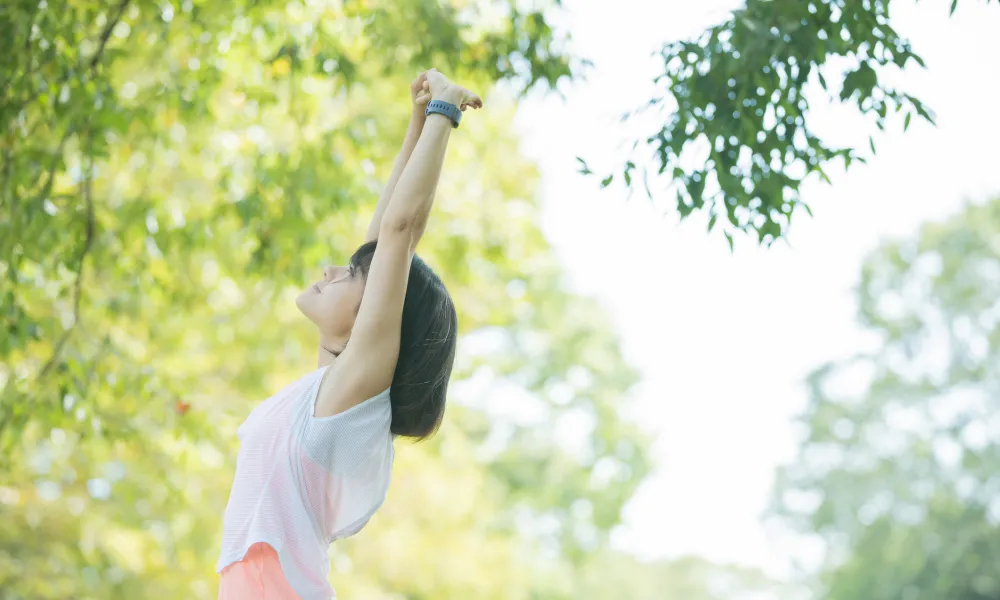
432;87;464;106
423;111;455;130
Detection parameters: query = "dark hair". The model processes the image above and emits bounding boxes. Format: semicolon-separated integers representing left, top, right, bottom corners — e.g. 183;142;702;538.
349;240;457;439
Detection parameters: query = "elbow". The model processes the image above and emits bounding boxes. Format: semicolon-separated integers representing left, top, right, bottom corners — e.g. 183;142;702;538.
380;213;426;240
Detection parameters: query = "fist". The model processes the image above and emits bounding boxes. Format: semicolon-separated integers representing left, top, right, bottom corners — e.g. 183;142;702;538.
411;72;432;107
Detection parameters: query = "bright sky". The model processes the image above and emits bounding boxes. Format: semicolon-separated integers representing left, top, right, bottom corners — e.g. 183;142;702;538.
512;0;1000;581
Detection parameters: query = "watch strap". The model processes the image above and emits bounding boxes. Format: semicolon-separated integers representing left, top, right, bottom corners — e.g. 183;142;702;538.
425;99;462;128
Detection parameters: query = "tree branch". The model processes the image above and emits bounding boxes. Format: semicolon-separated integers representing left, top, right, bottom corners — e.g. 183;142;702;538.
27;126;73;202
37;132;96;381
89;0;131;71
0;0;41;111
8;0;131;116
30;1;128;382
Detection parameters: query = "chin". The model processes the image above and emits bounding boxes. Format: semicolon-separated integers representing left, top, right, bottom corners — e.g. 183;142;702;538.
296;293;326;330
294;290;311;315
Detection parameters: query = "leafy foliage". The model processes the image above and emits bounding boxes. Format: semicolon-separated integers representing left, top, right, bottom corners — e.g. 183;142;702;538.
0;0;785;597
0;0;665;597
773;198;1000;598
587;0;996;246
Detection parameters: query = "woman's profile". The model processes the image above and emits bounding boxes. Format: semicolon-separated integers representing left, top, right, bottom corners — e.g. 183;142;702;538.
216;68;483;600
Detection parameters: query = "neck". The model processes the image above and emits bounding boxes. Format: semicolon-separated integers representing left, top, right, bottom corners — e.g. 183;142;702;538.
316;336;343;367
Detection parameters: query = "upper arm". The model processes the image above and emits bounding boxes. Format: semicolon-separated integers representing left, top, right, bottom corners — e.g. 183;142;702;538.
364;219;380;244
314;223;414;417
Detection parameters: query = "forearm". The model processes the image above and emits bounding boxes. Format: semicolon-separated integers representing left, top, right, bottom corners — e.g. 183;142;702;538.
379;114;453;247
366;113;425;242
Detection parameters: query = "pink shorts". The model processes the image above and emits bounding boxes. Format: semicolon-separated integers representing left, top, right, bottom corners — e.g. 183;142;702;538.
219;542;301;599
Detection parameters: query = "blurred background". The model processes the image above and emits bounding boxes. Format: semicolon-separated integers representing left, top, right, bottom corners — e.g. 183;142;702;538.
1;0;998;598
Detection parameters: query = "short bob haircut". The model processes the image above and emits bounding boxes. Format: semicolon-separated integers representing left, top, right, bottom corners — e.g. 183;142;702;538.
348;240;457;439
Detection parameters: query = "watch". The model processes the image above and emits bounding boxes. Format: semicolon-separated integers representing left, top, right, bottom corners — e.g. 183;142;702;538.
425;99;462;129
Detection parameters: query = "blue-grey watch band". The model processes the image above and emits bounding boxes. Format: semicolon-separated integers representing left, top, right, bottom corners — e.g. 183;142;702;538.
425;99;462;128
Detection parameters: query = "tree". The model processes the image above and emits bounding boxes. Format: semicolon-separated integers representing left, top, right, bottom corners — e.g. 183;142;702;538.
772;198;1000;599
575;552;791;600
582;0;998;247
0;1;659;598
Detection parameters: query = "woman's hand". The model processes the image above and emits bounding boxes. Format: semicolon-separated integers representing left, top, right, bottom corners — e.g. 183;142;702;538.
411;72;432;111
424;68;483;112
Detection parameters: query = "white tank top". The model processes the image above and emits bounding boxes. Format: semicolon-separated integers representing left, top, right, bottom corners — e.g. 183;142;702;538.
217;365;394;599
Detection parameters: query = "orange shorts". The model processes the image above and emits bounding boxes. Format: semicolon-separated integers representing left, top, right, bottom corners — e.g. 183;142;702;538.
219;542;301;599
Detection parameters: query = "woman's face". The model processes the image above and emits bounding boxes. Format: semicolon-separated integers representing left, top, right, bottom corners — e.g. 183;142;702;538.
295;265;366;343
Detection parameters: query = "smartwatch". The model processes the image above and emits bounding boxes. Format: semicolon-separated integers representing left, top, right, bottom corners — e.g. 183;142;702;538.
425;99;462;129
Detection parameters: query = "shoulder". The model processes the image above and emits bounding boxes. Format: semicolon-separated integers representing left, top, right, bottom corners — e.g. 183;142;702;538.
302;384;393;474
305;368;392;441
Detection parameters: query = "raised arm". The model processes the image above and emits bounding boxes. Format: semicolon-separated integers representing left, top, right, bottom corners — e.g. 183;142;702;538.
315;69;482;417
365;73;433;242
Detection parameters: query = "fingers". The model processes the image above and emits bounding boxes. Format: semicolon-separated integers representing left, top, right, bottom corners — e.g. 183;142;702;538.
461;92;483;110
461;95;484;111
415;91;431;105
411;71;427;90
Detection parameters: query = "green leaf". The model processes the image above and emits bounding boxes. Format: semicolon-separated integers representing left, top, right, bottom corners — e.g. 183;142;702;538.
576;156;592;175
601;175;614;188
869;136;876;155
689;176;705;206
904;112;912;132
725;231;734;253
840;63;877;102
949;0;958;15
677;189;692;217
708;213;718;232
910;97;938;126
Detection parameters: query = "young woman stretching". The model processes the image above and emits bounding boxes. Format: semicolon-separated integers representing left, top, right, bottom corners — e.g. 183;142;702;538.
216;68;483;600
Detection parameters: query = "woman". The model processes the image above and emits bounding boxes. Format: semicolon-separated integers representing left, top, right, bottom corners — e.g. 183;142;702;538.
216;68;483;599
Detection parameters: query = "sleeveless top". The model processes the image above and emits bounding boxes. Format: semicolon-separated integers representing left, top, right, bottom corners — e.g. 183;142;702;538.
217;365;394;599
